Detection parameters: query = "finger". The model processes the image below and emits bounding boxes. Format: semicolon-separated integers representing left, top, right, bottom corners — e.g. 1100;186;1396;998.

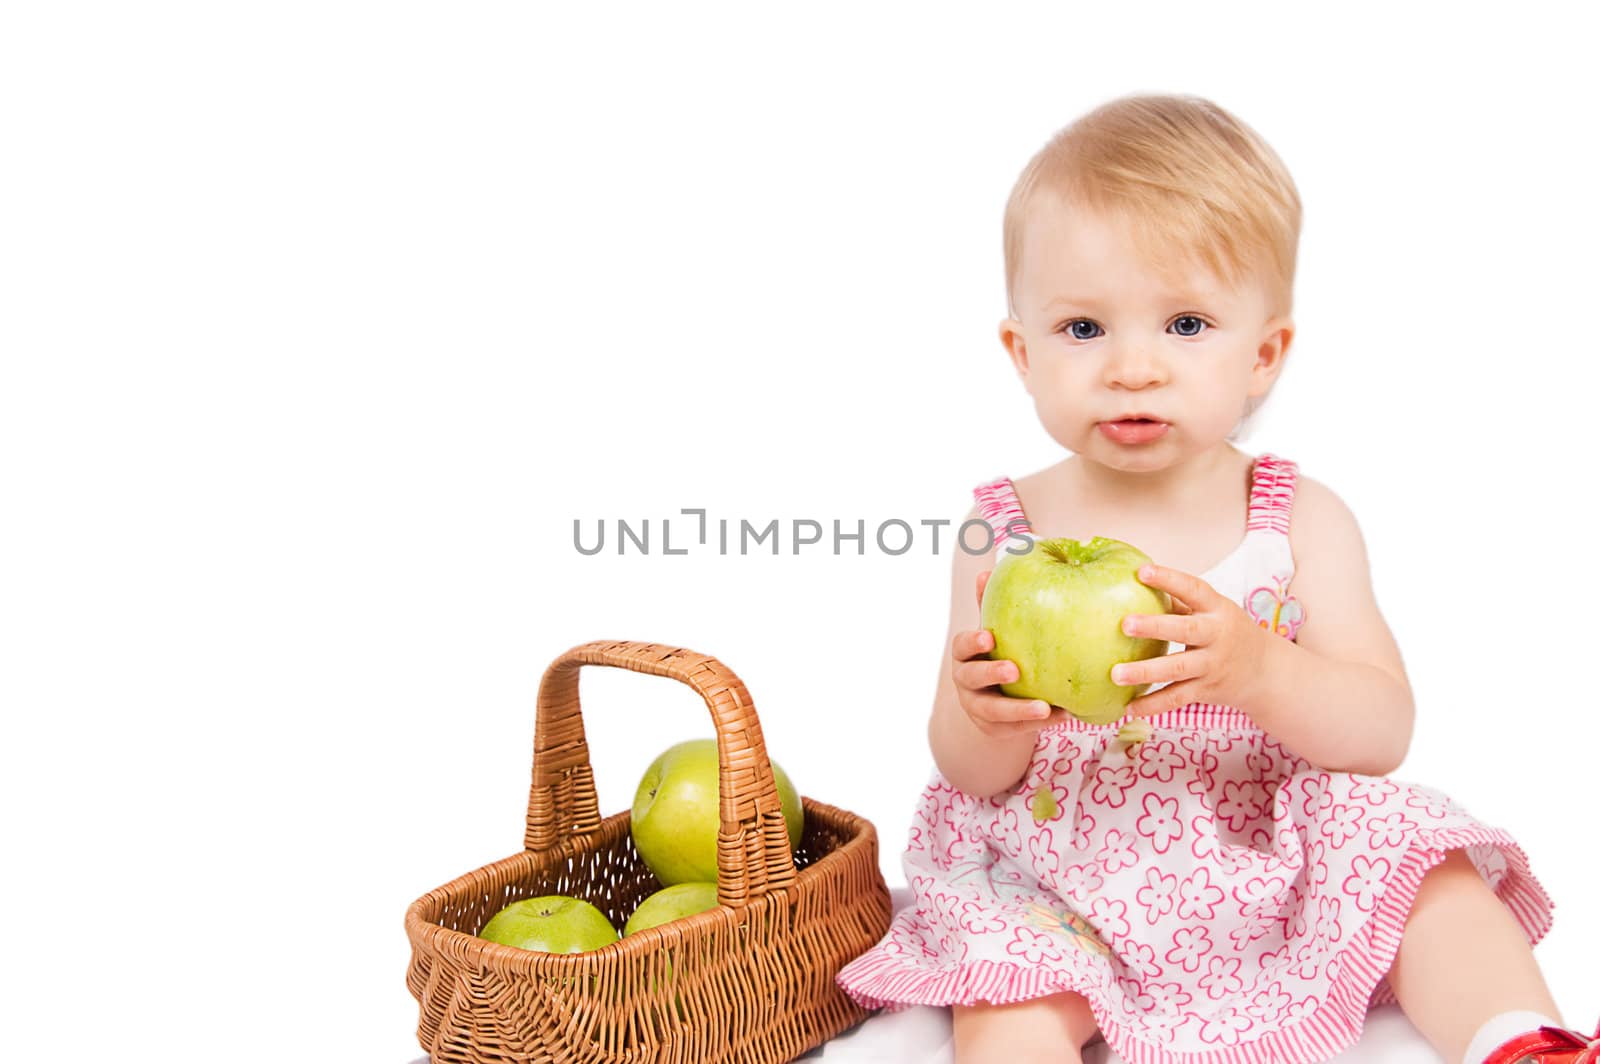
1122;611;1213;647
955;657;1020;691
1111;648;1206;689
1136;563;1216;614
976;569;991;610
967;691;1059;727
972;711;1071;739
1126;680;1199;719
951;628;996;663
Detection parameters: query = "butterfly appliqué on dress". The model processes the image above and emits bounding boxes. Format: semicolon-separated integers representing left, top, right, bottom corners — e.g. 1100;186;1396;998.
1024;902;1113;957
1246;575;1306;640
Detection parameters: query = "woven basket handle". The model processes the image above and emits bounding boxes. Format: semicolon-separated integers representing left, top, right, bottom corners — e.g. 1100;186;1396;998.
526;639;799;908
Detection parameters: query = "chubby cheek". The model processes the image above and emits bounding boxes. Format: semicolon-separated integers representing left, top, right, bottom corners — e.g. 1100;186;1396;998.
1199;383;1253;437
1024;361;1094;429
1029;390;1095;452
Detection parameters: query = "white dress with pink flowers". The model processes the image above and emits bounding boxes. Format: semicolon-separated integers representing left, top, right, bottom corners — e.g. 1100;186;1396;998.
835;452;1553;1064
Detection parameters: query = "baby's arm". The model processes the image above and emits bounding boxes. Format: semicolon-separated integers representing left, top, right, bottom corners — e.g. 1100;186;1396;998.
1246;476;1415;774
926;506;1058;798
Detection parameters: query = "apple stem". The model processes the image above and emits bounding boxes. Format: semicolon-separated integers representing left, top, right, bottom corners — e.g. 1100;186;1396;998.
1042;540;1074;565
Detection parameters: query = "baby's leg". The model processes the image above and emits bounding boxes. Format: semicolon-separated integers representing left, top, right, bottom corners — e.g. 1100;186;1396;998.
1387;849;1560;1063
951;990;1099;1064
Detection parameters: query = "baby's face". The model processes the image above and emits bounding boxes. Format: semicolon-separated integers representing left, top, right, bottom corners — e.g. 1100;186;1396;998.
1001;195;1290;470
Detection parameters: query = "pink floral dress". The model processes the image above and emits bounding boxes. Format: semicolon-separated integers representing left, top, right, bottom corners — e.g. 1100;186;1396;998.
835;453;1553;1064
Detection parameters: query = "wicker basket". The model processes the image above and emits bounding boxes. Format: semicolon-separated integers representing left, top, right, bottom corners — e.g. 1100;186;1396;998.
405;639;893;1063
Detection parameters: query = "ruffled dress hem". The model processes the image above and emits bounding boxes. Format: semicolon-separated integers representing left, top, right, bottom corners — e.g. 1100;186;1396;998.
837;826;1554;1064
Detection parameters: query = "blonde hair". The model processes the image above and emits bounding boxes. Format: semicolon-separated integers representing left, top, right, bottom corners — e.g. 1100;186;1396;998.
1003;93;1302;322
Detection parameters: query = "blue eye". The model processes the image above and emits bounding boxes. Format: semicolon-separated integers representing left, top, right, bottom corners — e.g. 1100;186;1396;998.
1056;316;1212;340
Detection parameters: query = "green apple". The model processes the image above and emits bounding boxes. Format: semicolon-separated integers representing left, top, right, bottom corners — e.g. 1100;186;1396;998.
623;882;721;937
631;738;802;886
622;883;720;1019
479;895;619;953
979;536;1171;725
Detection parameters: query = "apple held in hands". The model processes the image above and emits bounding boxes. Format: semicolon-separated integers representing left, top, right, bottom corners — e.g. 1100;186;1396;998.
479;894;620;953
631;738;803;886
980;537;1172;725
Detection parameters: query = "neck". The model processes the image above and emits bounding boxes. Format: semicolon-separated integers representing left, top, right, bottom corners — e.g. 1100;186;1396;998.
1067;443;1243;511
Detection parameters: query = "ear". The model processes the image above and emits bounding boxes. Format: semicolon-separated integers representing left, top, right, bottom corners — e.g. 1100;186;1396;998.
998;317;1033;392
1249;315;1294;397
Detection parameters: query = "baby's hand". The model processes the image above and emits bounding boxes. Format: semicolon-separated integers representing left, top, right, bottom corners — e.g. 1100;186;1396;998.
1112;563;1273;717
951;569;1071;738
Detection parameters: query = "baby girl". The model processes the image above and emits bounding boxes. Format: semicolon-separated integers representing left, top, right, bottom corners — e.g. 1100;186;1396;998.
835;93;1593;1064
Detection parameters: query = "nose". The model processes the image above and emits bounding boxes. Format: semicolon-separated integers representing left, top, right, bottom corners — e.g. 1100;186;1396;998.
1103;341;1167;390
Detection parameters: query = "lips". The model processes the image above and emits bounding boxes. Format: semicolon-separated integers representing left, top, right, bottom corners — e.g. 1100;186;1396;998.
1098;418;1169;445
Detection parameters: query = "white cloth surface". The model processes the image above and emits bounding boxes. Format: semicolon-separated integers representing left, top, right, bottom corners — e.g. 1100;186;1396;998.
408;885;1444;1063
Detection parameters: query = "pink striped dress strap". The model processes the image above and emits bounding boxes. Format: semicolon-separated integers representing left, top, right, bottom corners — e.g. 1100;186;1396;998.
973;476;1033;549
1246;452;1300;536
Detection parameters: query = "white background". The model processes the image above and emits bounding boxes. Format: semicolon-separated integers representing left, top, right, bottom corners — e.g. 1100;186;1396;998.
4;3;1596;1061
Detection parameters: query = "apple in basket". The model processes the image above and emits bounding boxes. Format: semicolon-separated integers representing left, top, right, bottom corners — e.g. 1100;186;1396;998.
631;738;803;886
623;882;721;937
980;536;1172;725
619;883;720;1017
479;894;620;953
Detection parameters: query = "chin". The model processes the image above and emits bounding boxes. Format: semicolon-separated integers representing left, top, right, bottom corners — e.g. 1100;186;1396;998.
1087;433;1174;464
1099;451;1175;472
